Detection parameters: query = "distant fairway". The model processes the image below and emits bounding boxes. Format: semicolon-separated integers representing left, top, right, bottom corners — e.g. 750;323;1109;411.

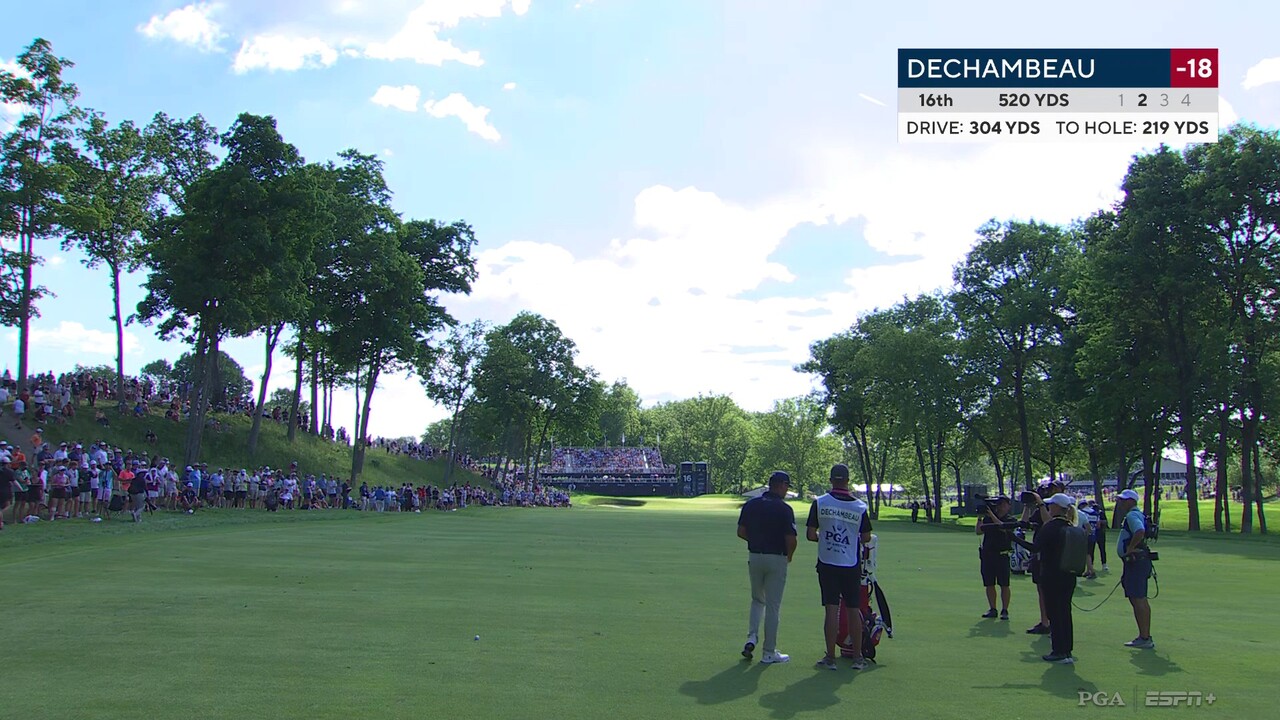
2;499;1275;719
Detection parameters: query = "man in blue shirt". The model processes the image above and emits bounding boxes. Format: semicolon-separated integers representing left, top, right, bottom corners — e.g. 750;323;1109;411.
1115;489;1154;649
737;471;797;665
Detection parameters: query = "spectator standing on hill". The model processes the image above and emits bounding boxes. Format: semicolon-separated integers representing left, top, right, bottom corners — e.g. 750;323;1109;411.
807;463;872;670
737;470;797;665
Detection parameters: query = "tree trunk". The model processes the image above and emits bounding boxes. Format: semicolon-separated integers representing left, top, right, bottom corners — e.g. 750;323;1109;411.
308;347;319;437
1240;415;1255;534
288;339;305;443
16;226;34;395
349;365;362;483
1179;393;1201;531
1215;409;1229;533
247;323;284;456
913;434;930;517
185;329;218;467
533;406;557;484
1253;442;1268;534
110;263;125;405
1013;360;1033;489
354;362;379;478
1087;443;1106;516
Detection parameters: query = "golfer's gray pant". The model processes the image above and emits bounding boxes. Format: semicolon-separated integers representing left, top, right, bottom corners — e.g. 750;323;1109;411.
748;553;788;653
130;493;146;520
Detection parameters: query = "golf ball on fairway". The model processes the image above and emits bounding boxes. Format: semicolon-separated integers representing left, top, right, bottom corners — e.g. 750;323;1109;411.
475;635;480;641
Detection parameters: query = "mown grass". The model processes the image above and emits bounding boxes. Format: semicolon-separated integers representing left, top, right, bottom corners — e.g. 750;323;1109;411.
1;496;1274;719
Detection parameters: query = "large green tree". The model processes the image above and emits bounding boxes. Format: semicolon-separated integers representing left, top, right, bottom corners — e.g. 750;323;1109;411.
952;220;1077;490
0;38;83;392
422;318;488;483
61;113;161;405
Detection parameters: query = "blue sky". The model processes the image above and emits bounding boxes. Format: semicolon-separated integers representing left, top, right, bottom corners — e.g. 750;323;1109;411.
4;0;1280;438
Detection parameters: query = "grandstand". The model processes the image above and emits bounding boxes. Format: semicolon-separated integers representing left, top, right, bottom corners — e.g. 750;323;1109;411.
541;446;688;496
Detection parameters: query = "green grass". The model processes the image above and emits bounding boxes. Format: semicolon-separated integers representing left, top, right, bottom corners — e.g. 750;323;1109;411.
2;498;1275;719
16;405;483;488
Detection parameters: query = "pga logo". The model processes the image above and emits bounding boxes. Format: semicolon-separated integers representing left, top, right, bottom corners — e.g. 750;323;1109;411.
1078;691;1126;707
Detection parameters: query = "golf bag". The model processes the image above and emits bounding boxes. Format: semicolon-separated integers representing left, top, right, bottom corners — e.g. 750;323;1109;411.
1010;528;1031;574
837;534;893;660
108;494;126;512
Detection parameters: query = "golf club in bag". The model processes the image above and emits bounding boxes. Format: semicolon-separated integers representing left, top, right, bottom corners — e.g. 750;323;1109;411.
1010;527;1031;574
837;533;893;660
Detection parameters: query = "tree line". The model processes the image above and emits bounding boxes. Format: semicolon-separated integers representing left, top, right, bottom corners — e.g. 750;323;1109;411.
420;311;844;494
805;127;1280;534
2;38;478;482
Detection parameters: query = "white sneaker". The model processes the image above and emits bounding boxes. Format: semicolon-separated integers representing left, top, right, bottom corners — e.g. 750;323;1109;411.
850;657;870;670
760;650;790;664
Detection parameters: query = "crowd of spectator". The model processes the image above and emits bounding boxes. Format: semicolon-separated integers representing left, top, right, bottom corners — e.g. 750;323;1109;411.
548;446;669;474
0;369;570;530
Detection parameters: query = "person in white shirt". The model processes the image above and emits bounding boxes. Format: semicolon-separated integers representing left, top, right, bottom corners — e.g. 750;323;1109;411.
806;464;873;670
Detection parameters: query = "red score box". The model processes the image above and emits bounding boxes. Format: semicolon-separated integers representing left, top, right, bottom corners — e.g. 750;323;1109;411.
1169;48;1218;88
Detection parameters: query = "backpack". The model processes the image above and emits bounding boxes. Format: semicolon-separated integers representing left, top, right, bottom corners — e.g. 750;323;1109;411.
1057;517;1088;577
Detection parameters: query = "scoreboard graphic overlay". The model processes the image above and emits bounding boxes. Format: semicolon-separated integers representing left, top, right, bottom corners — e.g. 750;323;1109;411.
897;49;1218;143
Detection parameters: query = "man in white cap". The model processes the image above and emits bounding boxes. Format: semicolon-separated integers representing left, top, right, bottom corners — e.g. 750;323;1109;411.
1025;493;1080;663
1115;489;1154;649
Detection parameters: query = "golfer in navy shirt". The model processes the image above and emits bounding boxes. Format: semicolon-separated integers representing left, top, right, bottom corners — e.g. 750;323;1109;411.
737;470;797;664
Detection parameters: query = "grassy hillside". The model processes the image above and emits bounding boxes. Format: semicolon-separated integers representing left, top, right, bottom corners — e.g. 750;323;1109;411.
14;405;483;488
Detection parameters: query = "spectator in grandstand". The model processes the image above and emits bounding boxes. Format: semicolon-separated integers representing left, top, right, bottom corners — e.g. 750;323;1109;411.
737;470;797;665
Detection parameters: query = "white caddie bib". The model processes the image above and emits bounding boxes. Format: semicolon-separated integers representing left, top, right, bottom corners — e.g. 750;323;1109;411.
815;493;867;567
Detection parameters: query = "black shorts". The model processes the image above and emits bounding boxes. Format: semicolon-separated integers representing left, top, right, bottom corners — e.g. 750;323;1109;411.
1029;556;1041;585
26;487;44;503
52;487;71;500
1122;556;1152;599
816;562;862;608
223;490;233;499
980;550;1011;587
236;490;247;499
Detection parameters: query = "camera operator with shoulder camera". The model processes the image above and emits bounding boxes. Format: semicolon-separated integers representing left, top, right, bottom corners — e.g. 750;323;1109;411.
1021;480;1063;635
1115;489;1155;650
975;495;1014;619
1013;493;1079;663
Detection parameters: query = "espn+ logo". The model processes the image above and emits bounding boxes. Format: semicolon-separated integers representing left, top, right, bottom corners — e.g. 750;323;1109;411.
1077;691;1216;707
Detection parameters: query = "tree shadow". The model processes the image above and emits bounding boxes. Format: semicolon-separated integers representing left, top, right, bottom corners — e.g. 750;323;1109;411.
1130;651;1183;676
678;661;765;705
967;620;1014;638
757;667;859;719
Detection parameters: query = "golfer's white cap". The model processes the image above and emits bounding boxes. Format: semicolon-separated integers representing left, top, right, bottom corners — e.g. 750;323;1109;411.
1046;493;1075;508
1118;489;1140;502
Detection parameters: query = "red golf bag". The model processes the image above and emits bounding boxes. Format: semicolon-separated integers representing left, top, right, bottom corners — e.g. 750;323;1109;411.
837;534;893;660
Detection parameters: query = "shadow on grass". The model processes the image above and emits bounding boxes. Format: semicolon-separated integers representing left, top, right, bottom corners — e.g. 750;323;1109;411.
1130;651;1183;676
757;666;860;719
1040;663;1099;700
678;661;765;705
968;620;1014;638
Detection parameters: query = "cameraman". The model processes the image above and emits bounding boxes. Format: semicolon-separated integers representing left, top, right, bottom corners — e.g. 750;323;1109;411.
1115;489;1154;650
1021;480;1063;635
975;496;1014;619
1013;493;1078;663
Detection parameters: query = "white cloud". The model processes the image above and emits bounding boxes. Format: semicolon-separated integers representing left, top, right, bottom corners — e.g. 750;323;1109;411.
1242;57;1280;90
370;84;421;112
233;34;338;73
47;255;66;268
449;137;1146;413
382;147;394;157
423;93;501;141
1219;96;1238;127
503;81;517;90
362;0;528;67
858;93;886;107
6;321;142;358
137;3;225;52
